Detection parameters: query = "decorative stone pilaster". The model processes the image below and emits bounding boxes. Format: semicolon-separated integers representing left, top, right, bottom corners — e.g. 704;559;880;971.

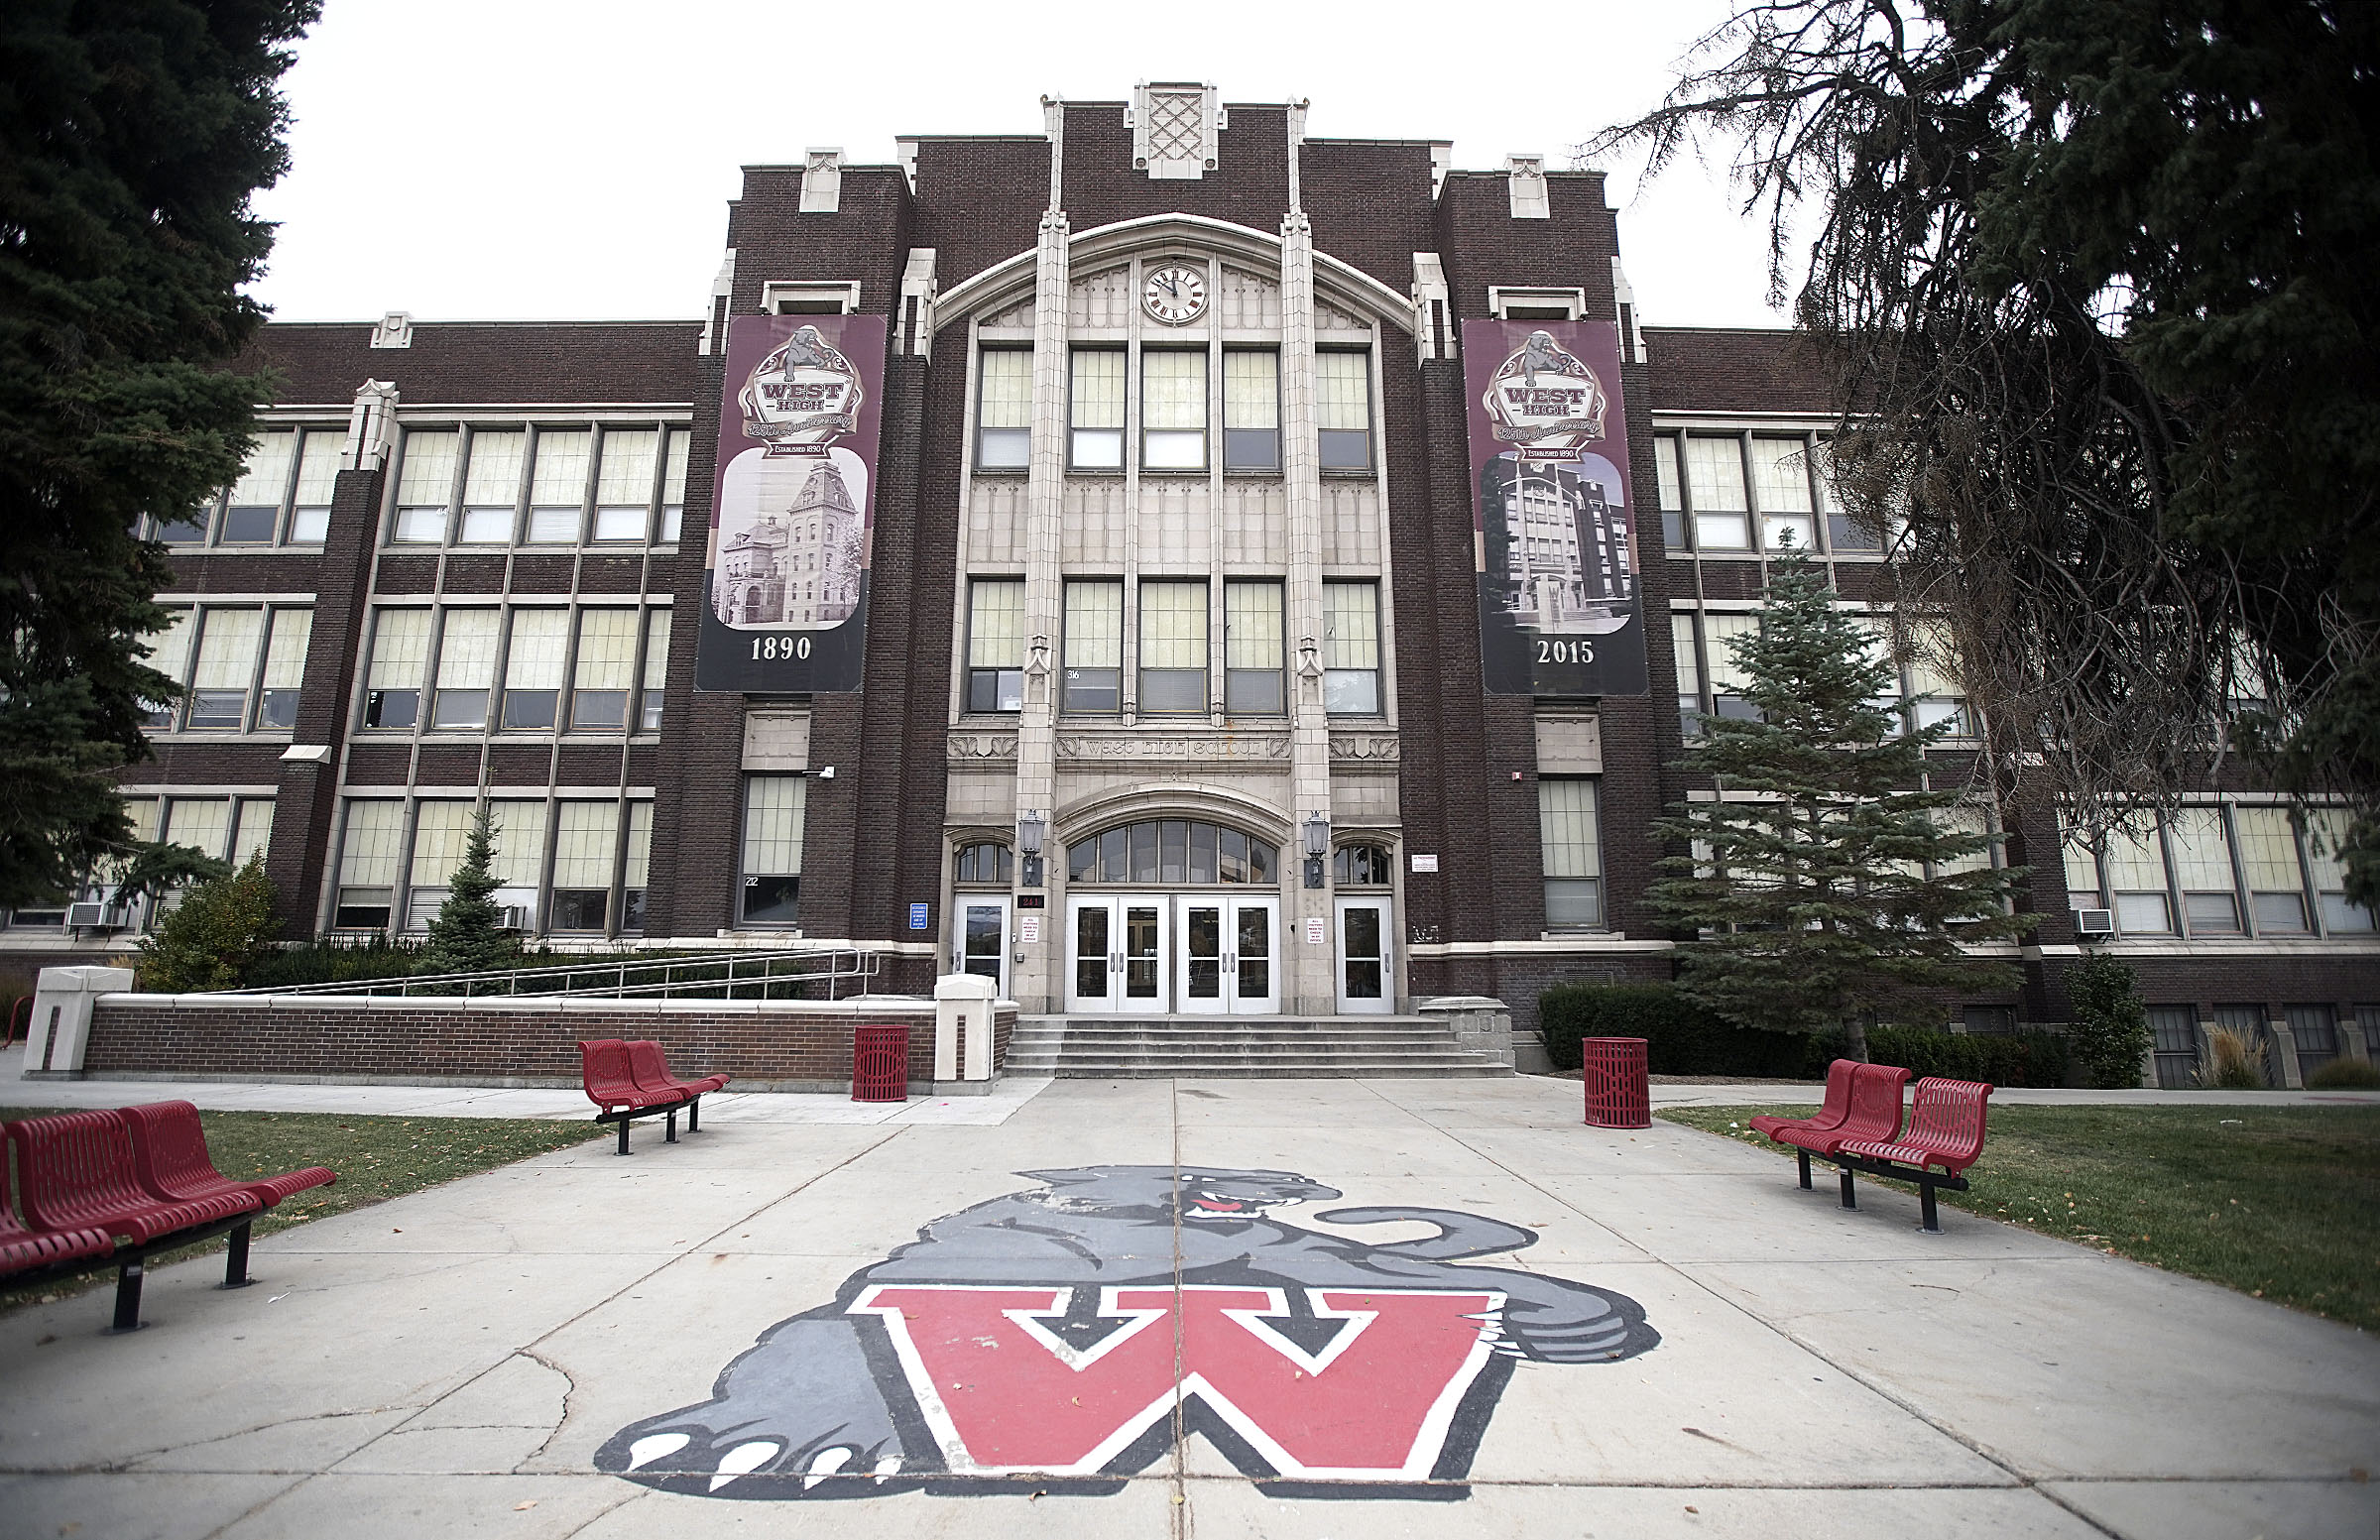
1279;210;1336;1014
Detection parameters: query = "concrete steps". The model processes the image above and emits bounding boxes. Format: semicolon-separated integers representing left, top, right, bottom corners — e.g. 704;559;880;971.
1006;1015;1515;1079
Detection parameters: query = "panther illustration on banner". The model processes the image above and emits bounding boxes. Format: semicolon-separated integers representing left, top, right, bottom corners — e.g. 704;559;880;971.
595;1165;1658;1500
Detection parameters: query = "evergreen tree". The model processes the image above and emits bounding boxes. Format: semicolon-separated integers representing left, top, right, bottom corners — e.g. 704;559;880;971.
0;1;320;907
1647;549;2033;1057
420;803;516;976
2065;951;2153;1089
136;852;281;992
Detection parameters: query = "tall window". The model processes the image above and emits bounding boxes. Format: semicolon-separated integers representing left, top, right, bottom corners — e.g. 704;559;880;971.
1138;580;1208;713
2233;806;2311;933
184;609;263;730
1141;351;1207;469
549;802;619;930
1063;579;1123;713
1684;436;1750;550
489;799;548;909
163;798;230;865
1748;437;1817;551
2166;808;2241;935
1670;614;1702;737
363;610;430;729
594;428;660;541
258;610;311;729
1316;352;1372;471
1070;350;1126;468
406;800;475;928
1322;582;1380;714
741;775;807;924
136;610;190;728
431;609;499;729
660;427;690;541
2103;825;2173;935
335;800;404;928
977;348;1031;469
1223;580;1284;714
528;429;591;543
622;801;654;931
1813;441;1882;553
393;430;460;543
1905;626;1972;736
967;579;1026;712
2309;807;2376;933
501;610;568;729
460;429;524;543
1701;614;1759;721
221;432;293;543
1540;778;1605;927
1654;436;1687;549
639;610;669;732
1223;351;1280;471
569;610;639;731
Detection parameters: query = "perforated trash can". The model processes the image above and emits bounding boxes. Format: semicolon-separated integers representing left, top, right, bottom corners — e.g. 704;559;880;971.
852;1024;910;1103
1582;1036;1651;1128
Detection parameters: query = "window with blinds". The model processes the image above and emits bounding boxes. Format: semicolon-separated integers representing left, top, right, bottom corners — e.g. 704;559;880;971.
1539;778;1605;927
1223;581;1283;714
1071;350;1126;469
1063;579;1123;713
741;775;807;924
502;610;569;728
570;610;640;731
977;349;1031;469
1684;436;1749;550
447;429;519;542
223;432;295;543
1655;436;1686;549
364;609;430;728
967;579;1026;713
290;430;341;542
335;800;405;927
137;610;191;728
595;428;660;541
1316;352;1372;471
1748;437;1816;552
1321;582;1379;714
549;802;620;930
431;609;500;729
258;609;311;729
489;798;548;897
2233;806;2311;933
640;610;669;731
184;609;263;730
2104;824;2173;934
660;428;690;542
1702;614;1760;720
1223;351;1279;471
405;800;476;928
165;798;231;861
231;798;274;866
1138;580;1208;713
2166;808;2242;935
1141;351;1207;469
2307;807;2375;934
622;801;654;931
528;429;591;542
394;430;459;543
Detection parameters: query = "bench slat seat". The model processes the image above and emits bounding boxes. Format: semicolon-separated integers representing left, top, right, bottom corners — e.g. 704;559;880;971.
1748;1059;1858;1139
580;1039;684;1114
8;1111;263;1244
627;1039;729;1099
0;1154;115;1274
121;1101;338;1210
1773;1063;1909;1156
1837;1078;1993;1174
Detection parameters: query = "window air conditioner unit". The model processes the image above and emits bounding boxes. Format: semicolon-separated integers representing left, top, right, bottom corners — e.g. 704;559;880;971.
497;905;530;931
2072;907;2116;939
65;900;118;929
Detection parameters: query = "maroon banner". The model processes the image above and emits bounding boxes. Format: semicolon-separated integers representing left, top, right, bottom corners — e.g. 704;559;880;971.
694;312;887;693
1462;318;1647;697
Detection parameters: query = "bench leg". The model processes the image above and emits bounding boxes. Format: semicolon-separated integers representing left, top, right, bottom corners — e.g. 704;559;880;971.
222;1221;255;1288
110;1258;145;1334
686;1098;700;1134
1796;1149;1812;1190
664;1108;678;1143
1918;1181;1942;1234
1839;1166;1857;1210
616;1119;632;1156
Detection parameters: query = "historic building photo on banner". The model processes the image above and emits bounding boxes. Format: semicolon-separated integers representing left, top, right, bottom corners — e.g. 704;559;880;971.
695;313;887;692
1464;318;1648;698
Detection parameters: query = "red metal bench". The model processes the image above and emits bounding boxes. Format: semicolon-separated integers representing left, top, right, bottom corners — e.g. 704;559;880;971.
1772;1062;1910;1187
1832;1077;1994;1232
626;1039;729;1124
1;1146;115;1277
120;1100;337;1281
1748;1058;1858;1141
5;1109;270;1331
581;1038;705;1155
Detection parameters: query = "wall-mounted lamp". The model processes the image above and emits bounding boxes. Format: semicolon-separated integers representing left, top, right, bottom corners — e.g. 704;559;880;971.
1302;811;1330;889
1018;809;1047;888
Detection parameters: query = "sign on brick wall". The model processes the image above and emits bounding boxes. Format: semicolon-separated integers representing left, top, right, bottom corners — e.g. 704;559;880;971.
1463;319;1648;698
695;313;888;693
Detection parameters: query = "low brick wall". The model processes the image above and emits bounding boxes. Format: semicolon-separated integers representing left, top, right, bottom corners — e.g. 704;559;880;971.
60;993;1015;1094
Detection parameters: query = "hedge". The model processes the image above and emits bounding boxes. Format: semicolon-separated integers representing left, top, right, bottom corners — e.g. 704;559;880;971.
1536;982;2071;1088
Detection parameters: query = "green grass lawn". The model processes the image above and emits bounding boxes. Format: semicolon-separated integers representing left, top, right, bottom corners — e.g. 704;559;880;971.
2;1107;601;1312
1661;1104;2380;1332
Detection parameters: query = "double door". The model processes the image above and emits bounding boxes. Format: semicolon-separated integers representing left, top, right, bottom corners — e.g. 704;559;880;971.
1067;893;1279;1014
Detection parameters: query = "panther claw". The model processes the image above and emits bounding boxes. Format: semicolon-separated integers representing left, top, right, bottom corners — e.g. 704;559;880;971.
804;1447;853;1489
711;1440;783;1491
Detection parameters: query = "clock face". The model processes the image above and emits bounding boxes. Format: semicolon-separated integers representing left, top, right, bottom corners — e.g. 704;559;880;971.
1142;264;1208;324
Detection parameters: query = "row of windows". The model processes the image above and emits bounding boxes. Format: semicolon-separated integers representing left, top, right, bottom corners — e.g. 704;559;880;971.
1;796;275;929
976;348;1375;475
388;423;690;548
152;429;343;545
2147;1003;2380;1087
361;605;669;735
2064;804;2372;939
1671;610;1970;739
139;606;312;734
335;797;654;936
1654;431;1886;557
965;578;1381;717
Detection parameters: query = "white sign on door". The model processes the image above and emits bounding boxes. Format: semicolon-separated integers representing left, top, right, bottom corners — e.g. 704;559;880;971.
1305;916;1327;945
1019;914;1040;944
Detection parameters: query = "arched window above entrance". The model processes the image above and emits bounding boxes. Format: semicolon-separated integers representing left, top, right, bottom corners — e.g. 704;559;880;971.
955;842;1012;884
1335;843;1392;886
1066;820;1278;886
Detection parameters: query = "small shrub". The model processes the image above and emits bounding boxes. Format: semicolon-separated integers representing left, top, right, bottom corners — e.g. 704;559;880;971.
136;856;282;992
2065;953;2154;1088
2305;1057;2380;1090
2200;1025;2269;1090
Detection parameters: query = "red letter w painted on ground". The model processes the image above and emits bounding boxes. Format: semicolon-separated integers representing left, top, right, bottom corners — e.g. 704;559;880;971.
852;1283;1503;1480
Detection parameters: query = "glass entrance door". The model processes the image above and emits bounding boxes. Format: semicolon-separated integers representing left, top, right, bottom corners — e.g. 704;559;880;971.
1335;897;1393;1014
955;897;1009;998
1173;897;1279;1014
1229;897;1279;1014
1067;894;1169;1014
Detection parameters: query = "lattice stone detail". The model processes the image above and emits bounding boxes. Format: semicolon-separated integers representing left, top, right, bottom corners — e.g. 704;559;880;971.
1130;81;1224;179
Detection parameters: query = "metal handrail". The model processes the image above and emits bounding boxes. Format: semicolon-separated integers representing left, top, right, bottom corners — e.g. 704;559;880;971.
224;947;882;1002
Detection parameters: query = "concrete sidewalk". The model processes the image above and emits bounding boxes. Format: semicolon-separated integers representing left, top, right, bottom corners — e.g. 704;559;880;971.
0;1073;2372;1539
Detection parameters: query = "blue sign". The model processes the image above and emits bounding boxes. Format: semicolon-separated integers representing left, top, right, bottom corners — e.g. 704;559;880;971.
908;902;929;931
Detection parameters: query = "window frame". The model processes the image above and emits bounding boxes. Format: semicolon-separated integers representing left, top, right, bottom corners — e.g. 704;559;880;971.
1221;348;1281;473
1538;776;1607;930
1136;578;1210;715
1314;349;1374;473
738;772;809;927
974;346;1032;471
1138;348;1210;472
1068;347;1127;471
965;577;1027;714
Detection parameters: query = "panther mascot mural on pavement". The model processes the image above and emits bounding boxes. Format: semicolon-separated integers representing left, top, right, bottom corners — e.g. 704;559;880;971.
595;1165;1659;1499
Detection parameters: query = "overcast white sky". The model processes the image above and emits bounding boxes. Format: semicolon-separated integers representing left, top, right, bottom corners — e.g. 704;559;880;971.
247;0;1799;329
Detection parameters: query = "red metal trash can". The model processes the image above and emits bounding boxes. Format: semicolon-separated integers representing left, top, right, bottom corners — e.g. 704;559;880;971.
1582;1036;1651;1128
852;1024;910;1103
